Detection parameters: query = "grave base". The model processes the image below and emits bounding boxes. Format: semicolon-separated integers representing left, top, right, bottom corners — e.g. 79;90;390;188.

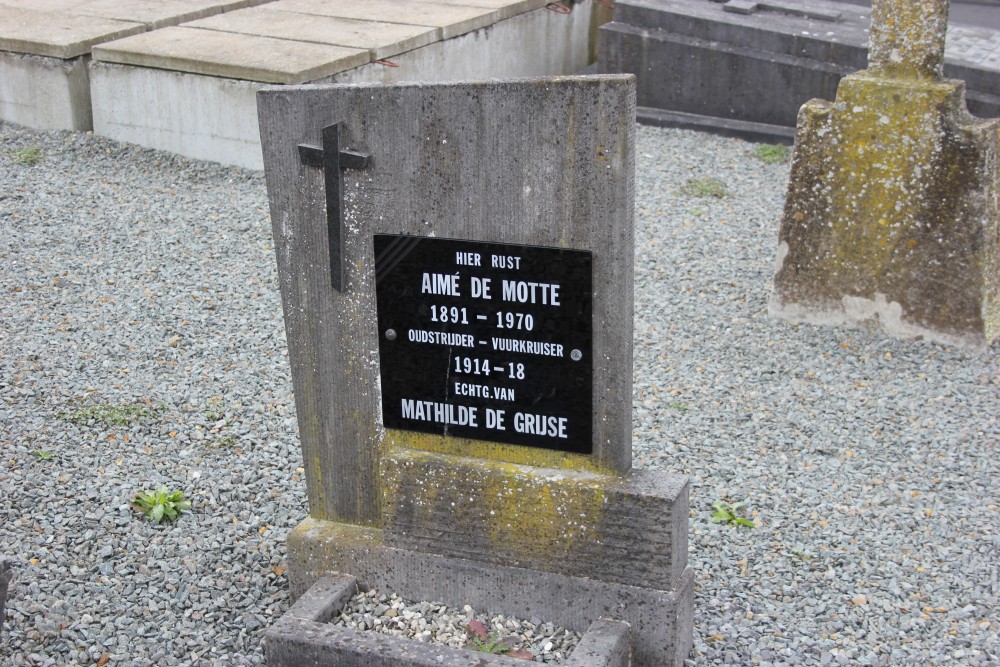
267;573;631;667
0;51;92;130
285;520;694;667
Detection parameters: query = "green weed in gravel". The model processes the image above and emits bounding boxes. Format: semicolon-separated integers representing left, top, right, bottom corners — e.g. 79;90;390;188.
12;147;42;165
203;397;227;423
60;402;158;428
133;486;191;524
754;143;791;164
678;177;729;198
711;499;754;528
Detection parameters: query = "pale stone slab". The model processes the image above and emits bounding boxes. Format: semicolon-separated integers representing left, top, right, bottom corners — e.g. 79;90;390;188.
0;0;233;29
0;6;144;58
93;26;370;84
268;0;499;39
186;8;439;60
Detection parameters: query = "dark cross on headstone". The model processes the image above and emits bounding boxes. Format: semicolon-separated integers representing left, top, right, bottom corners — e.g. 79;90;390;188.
297;123;370;292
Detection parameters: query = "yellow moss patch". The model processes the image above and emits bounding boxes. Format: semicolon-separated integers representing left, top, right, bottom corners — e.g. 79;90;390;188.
384;428;611;475
381;442;612;564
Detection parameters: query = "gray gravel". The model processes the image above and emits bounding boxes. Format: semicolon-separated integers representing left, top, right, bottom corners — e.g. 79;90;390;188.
1;120;997;667
333;587;580;661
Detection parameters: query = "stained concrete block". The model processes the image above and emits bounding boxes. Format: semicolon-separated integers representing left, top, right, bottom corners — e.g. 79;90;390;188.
186;8;440;60
0;50;93;130
92;26;370;84
267;574;631;667
90;61;264;167
285;522;693;666
381;443;689;591
600;0;1000;134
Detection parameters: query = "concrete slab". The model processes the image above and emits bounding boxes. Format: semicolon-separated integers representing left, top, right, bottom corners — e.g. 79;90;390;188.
92;26;370;84
91;3;598;169
0;0;241;30
0;5;143;58
186;7;439;60
268;0;501;39
0;51;93;129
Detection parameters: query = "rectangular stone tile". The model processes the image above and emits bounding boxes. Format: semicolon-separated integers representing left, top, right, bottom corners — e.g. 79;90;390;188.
0;5;144;58
93;26;370;84
0;0;220;28
186;7;439;60
268;0;499;39
429;0;548;22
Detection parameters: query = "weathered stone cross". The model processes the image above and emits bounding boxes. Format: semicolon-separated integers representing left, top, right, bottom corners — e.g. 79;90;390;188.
772;0;1000;347
868;0;948;79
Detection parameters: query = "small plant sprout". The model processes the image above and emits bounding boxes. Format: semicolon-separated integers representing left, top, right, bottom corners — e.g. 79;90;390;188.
754;143;791;164
790;547;814;561
203;397;226;424
465;620;529;659
213;434;238;448
133;486;191;524
12;147;42;165
710;499;754;528
678;177;729;198
34;449;54;461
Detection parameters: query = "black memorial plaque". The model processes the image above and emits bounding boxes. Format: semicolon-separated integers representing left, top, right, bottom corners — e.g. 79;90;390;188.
374;235;593;453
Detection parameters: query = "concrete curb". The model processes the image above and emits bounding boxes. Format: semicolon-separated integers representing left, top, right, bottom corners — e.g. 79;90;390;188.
266;573;631;667
0;558;13;641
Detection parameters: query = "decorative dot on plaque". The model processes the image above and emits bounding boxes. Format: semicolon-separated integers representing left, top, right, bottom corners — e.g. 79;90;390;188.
570;349;583;361
385;329;397;341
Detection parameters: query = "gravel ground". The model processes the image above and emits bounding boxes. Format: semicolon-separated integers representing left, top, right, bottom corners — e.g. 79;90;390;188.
1;120;998;667
333;587;581;661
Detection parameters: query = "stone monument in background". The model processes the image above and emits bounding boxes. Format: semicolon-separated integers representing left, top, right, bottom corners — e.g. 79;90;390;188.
257;75;692;666
772;0;1000;347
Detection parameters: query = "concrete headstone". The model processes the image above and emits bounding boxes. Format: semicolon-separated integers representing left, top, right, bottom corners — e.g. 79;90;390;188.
258;76;693;666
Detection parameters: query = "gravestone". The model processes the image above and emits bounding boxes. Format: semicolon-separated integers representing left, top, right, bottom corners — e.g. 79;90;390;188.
258;76;693;665
598;0;1000;142
772;0;1000;347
